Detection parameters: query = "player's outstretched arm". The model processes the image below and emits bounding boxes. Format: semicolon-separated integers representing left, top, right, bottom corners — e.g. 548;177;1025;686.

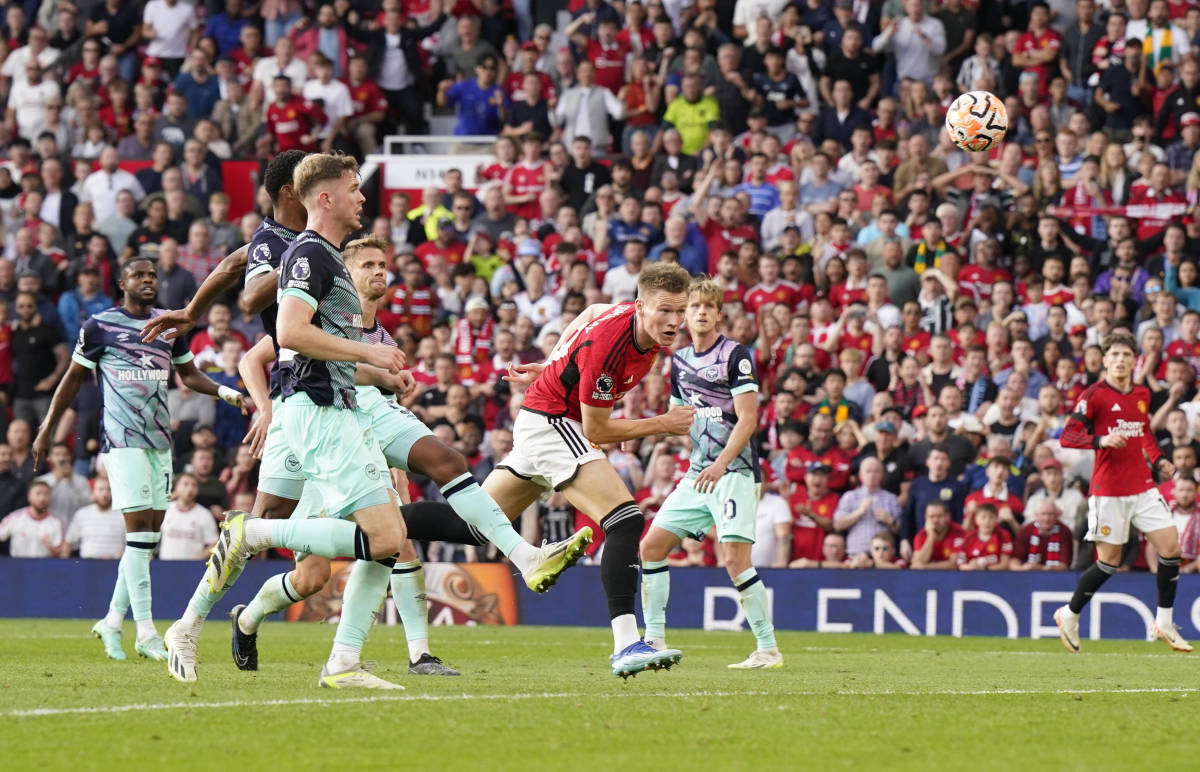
176;359;250;413
33;361;91;468
140;243;251;342
694;390;758;494
276;294;405;372
580;402;696;446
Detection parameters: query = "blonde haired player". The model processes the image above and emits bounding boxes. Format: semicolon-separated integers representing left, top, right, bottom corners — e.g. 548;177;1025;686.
638;278;781;669
1055;331;1191;653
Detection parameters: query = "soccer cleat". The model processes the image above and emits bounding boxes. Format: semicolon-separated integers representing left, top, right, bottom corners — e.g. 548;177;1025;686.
206;511;254;593
135;634;168;661
231;604;258;671
611;639;683;679
164;621;199;683
728;648;784;669
522;527;593;593
318;662;406;690
91;620;126;661
1153;623;1193;652
408;653;461;676
1054;605;1081;654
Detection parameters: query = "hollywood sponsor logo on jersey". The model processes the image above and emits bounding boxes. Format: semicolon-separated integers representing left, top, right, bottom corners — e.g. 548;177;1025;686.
687;392;723;420
118;352;169;382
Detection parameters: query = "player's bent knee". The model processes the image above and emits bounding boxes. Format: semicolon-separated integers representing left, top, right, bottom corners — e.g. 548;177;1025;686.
291;561;331;596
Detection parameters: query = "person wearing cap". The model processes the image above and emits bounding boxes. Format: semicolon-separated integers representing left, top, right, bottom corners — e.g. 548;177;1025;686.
1166;112;1200;185
1026;455;1086;535
854;419;911;497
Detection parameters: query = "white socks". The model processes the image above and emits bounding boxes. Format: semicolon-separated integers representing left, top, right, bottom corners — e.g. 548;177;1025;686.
1157;606;1174;628
611;614;640;654
135;619;157;641
508;542;538;575
103;609;123;629
327;642;360;672
407;638;430;662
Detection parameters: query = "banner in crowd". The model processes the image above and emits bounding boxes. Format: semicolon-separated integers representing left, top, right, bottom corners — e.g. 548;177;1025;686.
5;561;1198;641
378;155;493;217
284;561;519;627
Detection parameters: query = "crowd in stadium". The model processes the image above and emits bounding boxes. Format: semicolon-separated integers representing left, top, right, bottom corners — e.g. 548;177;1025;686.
0;0;1198;575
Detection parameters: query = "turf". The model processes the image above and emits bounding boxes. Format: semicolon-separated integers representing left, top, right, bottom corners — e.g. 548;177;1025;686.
1;621;1198;771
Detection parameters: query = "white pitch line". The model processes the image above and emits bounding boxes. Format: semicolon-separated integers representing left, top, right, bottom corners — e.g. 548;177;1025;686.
5;687;1188;718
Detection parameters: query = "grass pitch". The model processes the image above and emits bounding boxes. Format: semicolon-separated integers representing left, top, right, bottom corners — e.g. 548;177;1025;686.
2;621;1198;771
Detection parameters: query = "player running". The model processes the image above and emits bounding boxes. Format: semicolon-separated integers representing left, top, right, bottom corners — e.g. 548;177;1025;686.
1055;331;1192;653
484;262;696;678
32;259;247;661
638;278;781;669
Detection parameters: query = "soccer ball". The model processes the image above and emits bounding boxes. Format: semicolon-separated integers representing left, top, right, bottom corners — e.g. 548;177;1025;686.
944;91;1008;152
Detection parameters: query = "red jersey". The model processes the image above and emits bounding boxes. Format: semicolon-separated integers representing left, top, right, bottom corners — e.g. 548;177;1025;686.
231;47;259;82
266;98;326;152
1043;283;1073;306
414;239;466;270
1014;29;1062;97
789;487;840;561
0;325;11;385
828;280;867;311
1061;380;1162;496
1165;338;1200;381
839;330;874;362
345;79;387;117
585;38;629;93
956;528;1013;567
1128;187;1186;240
1013;521;1074;568
701;219;759;274
522;303;660;422
957;264;1010;304
785;445;853;492
65;62;100;87
383;283;437;338
902;330;932;357
720;280;749;306
744;281;800;318
479;161;513;185
913;521;967;562
503;70;556;102
964;487;1024;528
504;161;546;220
1057;378;1087;412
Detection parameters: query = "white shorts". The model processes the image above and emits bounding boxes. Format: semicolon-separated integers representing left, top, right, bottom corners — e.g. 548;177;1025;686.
1085;490;1175;545
497;410;606;491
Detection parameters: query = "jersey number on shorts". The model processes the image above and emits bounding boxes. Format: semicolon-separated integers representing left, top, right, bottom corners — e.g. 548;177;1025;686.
164;472;171;497
724;499;736;522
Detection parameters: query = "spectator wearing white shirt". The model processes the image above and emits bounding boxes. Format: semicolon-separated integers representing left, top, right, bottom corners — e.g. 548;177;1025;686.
0;481;65;558
0;25;60;88
5;62;60;141
158;474;219;560
751;489;794;567
62;478;125;559
602;239;646;304
514;261;560;330
554;61;625;151
82;147;147;222
35;443;92;530
873;0;947;86
142;0;199;78
301;53;353;153
733;0;791;45
251;36;310;108
760;180;815;251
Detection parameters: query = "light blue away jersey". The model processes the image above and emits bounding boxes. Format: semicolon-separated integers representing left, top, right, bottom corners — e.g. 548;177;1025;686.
72;307;195;451
669;335;760;481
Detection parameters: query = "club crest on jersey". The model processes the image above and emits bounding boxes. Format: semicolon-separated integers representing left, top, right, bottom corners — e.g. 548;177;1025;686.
704;365;721;381
1138;400;1147;413
592;374;615;401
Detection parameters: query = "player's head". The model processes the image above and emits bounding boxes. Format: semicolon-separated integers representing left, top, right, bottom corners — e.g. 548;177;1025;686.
635;262;691;347
263;148;308;213
1100;331;1137;380
344;235;389;303
685;277;723;335
292;153;363;233
119;258;158;306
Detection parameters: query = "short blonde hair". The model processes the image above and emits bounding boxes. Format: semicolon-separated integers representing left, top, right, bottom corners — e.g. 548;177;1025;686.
344;235;389;262
637;262;691;297
688;276;723;311
293;153;360;202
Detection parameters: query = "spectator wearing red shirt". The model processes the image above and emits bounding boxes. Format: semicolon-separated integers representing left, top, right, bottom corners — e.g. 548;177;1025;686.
504;133;547;221
415;219;466;271
567;15;628;94
344;55;387;156
912;500;967;569
692;163;761;274
788;464;840;562
635;451;681;522
264;75;326;152
383;258;438;339
1128;162;1187;240
958;505;1015;572
790;531;852;568
964;455;1025;532
743;254;799;320
1013;498;1075;571
1011;3;1062;100
785;412;853;491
